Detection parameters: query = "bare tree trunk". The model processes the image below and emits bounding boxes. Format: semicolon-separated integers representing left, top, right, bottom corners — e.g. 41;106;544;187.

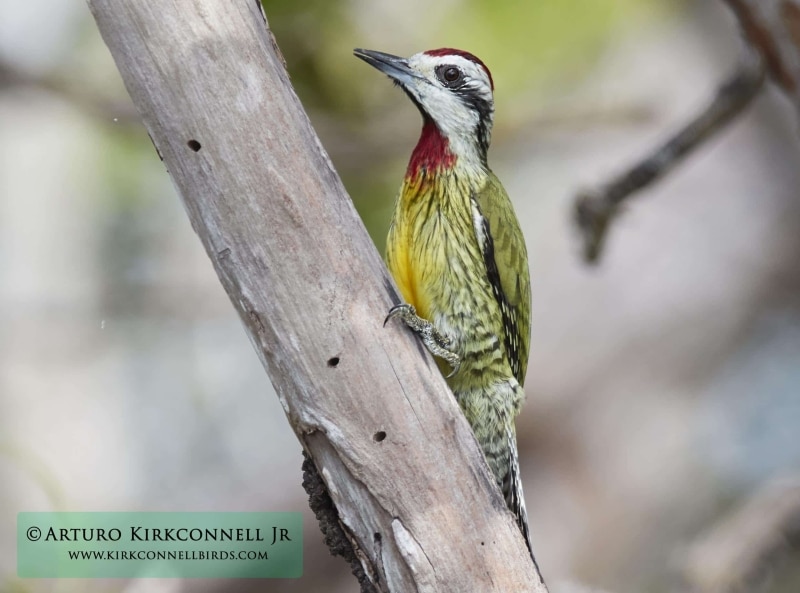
87;0;547;591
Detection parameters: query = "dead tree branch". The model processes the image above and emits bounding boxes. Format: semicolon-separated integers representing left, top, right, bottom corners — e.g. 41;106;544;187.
87;0;547;591
0;57;139;124
575;0;800;263
683;477;800;593
574;54;764;263
725;0;800;106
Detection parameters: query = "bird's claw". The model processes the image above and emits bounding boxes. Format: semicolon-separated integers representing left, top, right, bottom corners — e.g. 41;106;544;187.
443;355;461;379
384;303;415;327
384;303;461;377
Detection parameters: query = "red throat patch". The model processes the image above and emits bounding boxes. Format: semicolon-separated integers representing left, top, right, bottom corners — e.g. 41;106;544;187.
406;120;456;179
423;47;494;90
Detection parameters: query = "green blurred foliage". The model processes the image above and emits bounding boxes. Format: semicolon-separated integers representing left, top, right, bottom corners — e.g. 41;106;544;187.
261;0;354;112
259;0;671;251
265;0;670;116
97;127;159;209
460;0;663;93
93;126;181;316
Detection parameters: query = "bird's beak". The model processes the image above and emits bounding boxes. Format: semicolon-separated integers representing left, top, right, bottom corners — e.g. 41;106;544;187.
354;48;422;86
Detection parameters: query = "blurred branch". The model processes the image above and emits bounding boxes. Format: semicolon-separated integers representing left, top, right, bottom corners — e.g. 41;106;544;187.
725;0;800;104
574;0;800;264
683;477;800;593
573;54;764;263
87;0;546;591
0;57;139;124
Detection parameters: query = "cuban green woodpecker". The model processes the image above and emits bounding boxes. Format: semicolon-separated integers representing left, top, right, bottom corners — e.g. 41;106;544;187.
354;48;534;557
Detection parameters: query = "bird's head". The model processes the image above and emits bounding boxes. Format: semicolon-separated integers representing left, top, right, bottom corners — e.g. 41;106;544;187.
355;47;495;171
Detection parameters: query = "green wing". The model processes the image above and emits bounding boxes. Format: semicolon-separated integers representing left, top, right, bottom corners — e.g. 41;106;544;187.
473;171;531;385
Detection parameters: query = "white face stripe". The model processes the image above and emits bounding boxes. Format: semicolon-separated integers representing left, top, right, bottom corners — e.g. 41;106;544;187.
409;53;493;101
402;51;495;170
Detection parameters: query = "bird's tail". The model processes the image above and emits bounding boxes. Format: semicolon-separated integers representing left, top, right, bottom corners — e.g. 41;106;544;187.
501;427;543;578
502;428;530;550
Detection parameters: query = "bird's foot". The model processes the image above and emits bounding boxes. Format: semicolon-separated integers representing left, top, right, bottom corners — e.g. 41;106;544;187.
384;304;461;377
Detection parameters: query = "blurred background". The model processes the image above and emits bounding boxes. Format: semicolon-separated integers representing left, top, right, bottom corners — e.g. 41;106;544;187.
1;0;799;592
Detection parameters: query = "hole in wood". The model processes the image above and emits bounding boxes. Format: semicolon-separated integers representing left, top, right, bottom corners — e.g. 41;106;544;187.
373;431;386;442
187;139;202;152
327;357;340;367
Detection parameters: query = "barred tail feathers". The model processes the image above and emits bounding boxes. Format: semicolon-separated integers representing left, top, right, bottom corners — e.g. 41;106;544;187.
454;381;537;566
502;428;546;582
502;427;532;555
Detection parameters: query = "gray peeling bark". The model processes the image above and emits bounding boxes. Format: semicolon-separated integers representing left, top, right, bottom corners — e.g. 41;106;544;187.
87;0;547;591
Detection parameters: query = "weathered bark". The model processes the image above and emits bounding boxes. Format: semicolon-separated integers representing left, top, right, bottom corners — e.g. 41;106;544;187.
87;0;547;591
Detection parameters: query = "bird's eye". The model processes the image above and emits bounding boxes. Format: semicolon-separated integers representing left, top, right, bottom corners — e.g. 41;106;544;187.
443;67;460;82
436;64;464;88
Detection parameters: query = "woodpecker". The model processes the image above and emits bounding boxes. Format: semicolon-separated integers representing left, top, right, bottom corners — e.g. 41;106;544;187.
354;48;534;559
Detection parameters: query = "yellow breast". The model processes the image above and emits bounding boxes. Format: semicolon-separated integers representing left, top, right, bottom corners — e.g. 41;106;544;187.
387;212;429;321
385;173;475;326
